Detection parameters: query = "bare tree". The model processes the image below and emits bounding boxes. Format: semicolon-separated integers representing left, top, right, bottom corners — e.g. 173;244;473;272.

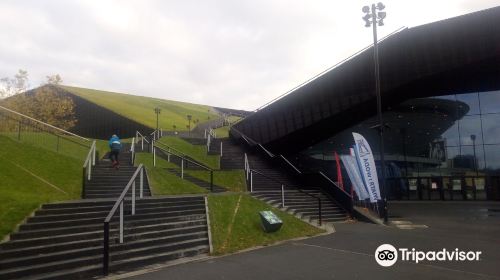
46;74;63;85
0;69;29;98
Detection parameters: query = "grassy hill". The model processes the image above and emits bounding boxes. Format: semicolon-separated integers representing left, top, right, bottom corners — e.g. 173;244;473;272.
0;136;82;240
61;85;220;131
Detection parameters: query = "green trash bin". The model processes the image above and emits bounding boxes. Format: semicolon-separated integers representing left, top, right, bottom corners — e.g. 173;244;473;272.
259;211;283;233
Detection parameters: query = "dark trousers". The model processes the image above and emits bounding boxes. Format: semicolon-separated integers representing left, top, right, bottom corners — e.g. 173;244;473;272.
109;150;120;163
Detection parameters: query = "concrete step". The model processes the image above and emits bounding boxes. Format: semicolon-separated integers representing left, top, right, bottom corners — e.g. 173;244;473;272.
19;208;206;231
11;218;206;241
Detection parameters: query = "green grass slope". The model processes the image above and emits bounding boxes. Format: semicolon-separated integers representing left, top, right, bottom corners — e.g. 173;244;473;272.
0;136;82;240
60;85;219;131
208;194;324;255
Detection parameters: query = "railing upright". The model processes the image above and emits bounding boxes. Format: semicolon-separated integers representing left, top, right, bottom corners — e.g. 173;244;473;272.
130;137;135;165
102;164;144;275
281;184;285;207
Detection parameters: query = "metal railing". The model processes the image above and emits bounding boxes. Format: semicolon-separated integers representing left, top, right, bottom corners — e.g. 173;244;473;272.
0;105;91;160
102;164;145;275
154;144;215;192
150;129;163;141
135;131;151;152
243;153;323;225
235;126;353;219
81;140;96;198
130;137;135;165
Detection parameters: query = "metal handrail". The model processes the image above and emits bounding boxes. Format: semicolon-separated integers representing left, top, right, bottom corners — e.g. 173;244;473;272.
319;171;352;198
102;164;145;275
135;131;150;151
155;145;213;171
0;109;90;149
0;105;90;142
82;140;96;181
154;141;192;160
154;145;215;191
130;137;135;165
248;168;323;225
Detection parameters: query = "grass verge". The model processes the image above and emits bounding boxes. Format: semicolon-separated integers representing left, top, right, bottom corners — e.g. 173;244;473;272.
158;136;219;169
213;126;229;138
208;194;324;255
134;153;207;195
0;136;82;239
187;170;246;192
61;85;219;131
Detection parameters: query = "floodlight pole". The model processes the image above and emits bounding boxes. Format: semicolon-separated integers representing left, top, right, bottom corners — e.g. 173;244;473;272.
363;2;388;224
154;107;161;136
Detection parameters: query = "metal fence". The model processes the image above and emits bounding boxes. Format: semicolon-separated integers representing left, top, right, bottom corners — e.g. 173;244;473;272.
0;105;91;160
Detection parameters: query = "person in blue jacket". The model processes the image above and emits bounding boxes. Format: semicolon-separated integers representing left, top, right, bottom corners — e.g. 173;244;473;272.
109;134;122;169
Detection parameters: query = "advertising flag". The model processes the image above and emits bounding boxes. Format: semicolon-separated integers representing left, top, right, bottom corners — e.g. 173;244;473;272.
352;132;381;202
340;154;370;200
334;151;344;191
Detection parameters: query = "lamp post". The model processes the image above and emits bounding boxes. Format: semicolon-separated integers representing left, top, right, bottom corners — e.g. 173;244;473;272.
154;107;161;136
362;2;388;223
187;115;192;136
471;134;478;175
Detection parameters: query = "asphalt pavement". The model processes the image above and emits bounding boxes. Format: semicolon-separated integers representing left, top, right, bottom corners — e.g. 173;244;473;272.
121;201;500;280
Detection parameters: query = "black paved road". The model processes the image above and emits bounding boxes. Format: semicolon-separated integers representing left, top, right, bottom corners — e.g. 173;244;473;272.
124;201;500;280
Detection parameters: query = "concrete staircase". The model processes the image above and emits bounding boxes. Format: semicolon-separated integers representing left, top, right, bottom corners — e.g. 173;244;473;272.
220;138;349;224
0;143;212;279
84;145;152;199
0;196;209;279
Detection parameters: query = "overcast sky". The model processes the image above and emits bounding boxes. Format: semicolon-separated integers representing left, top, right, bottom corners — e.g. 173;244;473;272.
0;0;498;110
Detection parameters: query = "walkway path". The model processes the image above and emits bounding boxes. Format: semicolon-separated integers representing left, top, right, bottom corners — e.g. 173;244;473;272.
125;201;500;280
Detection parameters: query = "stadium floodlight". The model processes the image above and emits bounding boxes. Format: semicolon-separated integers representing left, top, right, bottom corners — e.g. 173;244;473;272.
361;3;388;224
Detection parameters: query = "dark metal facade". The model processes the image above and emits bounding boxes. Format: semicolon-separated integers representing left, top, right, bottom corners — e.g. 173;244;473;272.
234;6;500;155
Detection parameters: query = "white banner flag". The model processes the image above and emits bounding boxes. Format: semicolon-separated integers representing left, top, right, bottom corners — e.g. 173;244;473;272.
352;132;381;202
340;154;370;200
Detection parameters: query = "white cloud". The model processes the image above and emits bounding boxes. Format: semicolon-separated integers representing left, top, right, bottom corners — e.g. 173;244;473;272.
0;0;497;110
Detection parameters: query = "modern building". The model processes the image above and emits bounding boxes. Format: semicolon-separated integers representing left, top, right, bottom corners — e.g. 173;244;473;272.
232;6;500;201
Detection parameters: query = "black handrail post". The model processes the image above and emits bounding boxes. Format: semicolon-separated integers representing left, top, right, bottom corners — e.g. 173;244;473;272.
103;222;109;275
81;167;86;199
318;198;322;226
210;171;214;192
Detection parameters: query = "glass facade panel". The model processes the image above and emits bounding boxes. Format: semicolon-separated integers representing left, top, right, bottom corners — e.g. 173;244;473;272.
456;92;480;115
298;90;500;187
460;145;485;171
481;114;500;145
459;115;483;145
484;145;500;170
295;90;500;201
479;90;500;114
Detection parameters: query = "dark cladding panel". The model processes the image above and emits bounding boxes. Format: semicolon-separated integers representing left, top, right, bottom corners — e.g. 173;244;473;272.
233;7;500;152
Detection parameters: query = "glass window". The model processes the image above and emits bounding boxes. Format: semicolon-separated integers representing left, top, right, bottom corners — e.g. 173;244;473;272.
481;114;500;145
460;145;485;170
456;93;480;115
484;145;500;170
458;115;483;145
479;90;500;114
442;122;460;147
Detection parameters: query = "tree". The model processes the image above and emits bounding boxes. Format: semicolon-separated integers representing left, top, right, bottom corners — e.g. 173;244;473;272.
2;85;77;130
46;74;63;85
0;69;29;98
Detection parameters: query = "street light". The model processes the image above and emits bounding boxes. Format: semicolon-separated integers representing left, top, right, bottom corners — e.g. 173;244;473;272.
471;134;478;175
362;2;388;223
154;107;161;136
187;115;192;136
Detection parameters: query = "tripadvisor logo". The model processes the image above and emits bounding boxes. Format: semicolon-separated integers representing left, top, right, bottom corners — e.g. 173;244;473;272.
375;244;482;267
